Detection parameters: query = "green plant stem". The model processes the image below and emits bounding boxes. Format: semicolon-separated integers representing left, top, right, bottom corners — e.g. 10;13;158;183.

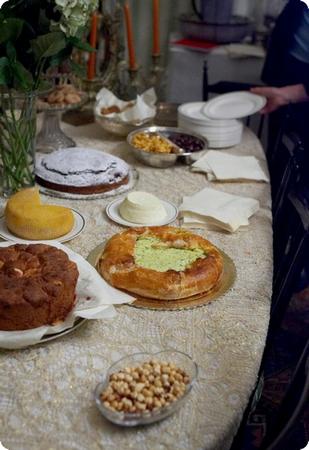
0;92;36;194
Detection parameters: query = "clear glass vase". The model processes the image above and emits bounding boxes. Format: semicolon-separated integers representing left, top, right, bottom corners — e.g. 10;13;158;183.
0;91;36;197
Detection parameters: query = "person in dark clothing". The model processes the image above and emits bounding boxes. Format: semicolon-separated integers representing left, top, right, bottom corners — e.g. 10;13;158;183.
251;0;309;147
262;0;309;90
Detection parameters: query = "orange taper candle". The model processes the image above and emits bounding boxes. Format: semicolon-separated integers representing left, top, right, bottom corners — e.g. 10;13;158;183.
87;12;98;80
152;0;160;55
123;2;137;70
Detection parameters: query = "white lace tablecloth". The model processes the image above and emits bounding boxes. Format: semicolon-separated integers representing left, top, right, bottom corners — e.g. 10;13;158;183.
0;123;272;450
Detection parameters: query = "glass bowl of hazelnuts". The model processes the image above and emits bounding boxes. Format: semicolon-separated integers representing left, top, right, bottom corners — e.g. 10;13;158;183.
94;350;198;426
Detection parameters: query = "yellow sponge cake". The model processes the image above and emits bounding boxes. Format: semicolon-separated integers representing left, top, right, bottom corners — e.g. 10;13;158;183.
5;188;74;240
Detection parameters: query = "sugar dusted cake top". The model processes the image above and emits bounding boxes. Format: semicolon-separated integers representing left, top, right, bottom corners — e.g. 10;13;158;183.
36;147;129;187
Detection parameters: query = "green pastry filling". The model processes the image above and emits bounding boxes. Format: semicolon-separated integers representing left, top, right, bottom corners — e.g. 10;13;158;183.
134;236;206;272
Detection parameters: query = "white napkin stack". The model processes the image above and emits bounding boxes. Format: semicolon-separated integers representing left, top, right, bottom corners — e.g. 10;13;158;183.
95;87;157;123
191;151;269;182
179;187;260;233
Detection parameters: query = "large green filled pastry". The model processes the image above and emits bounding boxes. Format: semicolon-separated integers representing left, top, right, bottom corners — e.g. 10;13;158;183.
97;226;223;300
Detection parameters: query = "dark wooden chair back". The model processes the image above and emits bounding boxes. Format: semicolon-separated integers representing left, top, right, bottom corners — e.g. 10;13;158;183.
272;189;309;328
261;341;309;450
268;129;305;211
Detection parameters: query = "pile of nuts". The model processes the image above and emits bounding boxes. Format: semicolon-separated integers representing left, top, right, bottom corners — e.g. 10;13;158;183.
131;132;176;154
100;359;190;414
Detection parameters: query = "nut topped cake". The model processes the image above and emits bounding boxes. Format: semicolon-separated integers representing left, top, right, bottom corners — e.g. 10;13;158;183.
36;147;130;194
0;244;78;331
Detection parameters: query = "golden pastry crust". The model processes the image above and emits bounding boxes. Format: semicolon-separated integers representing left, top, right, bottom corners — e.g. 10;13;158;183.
97;226;223;300
0;244;78;331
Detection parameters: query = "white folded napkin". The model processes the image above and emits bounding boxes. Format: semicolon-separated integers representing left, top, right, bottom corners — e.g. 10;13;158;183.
179;187;260;232
191;150;269;182
95;87;156;122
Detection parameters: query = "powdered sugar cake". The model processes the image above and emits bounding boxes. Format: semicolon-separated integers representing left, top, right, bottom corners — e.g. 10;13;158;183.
35;147;130;194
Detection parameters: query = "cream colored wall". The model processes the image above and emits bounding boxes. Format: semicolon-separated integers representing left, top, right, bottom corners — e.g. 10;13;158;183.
120;0;287;72
130;0;191;70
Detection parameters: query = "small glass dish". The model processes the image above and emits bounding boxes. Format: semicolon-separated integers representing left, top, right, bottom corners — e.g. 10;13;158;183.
94;350;198;427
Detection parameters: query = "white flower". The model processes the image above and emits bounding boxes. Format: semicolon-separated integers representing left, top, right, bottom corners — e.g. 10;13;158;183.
54;0;98;37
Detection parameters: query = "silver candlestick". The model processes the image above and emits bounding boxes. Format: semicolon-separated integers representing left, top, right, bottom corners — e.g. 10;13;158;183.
148;53;165;101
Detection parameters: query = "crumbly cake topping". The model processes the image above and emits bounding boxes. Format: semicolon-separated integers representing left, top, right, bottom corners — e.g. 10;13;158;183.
0;244;78;308
36;148;129;187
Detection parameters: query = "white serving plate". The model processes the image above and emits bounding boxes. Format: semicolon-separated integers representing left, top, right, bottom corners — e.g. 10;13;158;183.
106;198;179;227
178;117;242;132
0;209;85;244
178;103;239;127
178;121;243;142
198;126;243;137
202;92;266;120
208;137;242;148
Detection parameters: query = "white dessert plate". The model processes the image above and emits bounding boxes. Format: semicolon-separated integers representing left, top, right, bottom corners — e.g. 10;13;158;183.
0;209;85;244
106;198;179;227
202;92;266;120
208;138;242;149
202;126;243;137
41;317;87;342
178;102;238;126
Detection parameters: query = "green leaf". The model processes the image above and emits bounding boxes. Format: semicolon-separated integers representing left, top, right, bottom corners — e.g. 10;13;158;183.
0;56;11;86
68;36;96;53
0;57;9;71
12;61;33;90
30;31;66;62
0;18;24;45
49;46;72;68
69;60;86;78
6;41;16;62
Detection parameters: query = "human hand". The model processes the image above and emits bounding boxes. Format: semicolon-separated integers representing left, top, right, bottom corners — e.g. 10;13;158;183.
250;87;290;114
251;84;308;114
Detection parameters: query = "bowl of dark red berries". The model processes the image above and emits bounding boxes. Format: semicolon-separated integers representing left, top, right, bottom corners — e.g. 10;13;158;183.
165;130;208;164
127;126;207;167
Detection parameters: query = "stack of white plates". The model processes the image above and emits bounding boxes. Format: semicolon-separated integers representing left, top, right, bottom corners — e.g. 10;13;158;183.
178;102;243;149
177;93;266;149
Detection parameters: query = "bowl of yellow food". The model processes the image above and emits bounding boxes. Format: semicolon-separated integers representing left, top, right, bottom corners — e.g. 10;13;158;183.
127;126;207;168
